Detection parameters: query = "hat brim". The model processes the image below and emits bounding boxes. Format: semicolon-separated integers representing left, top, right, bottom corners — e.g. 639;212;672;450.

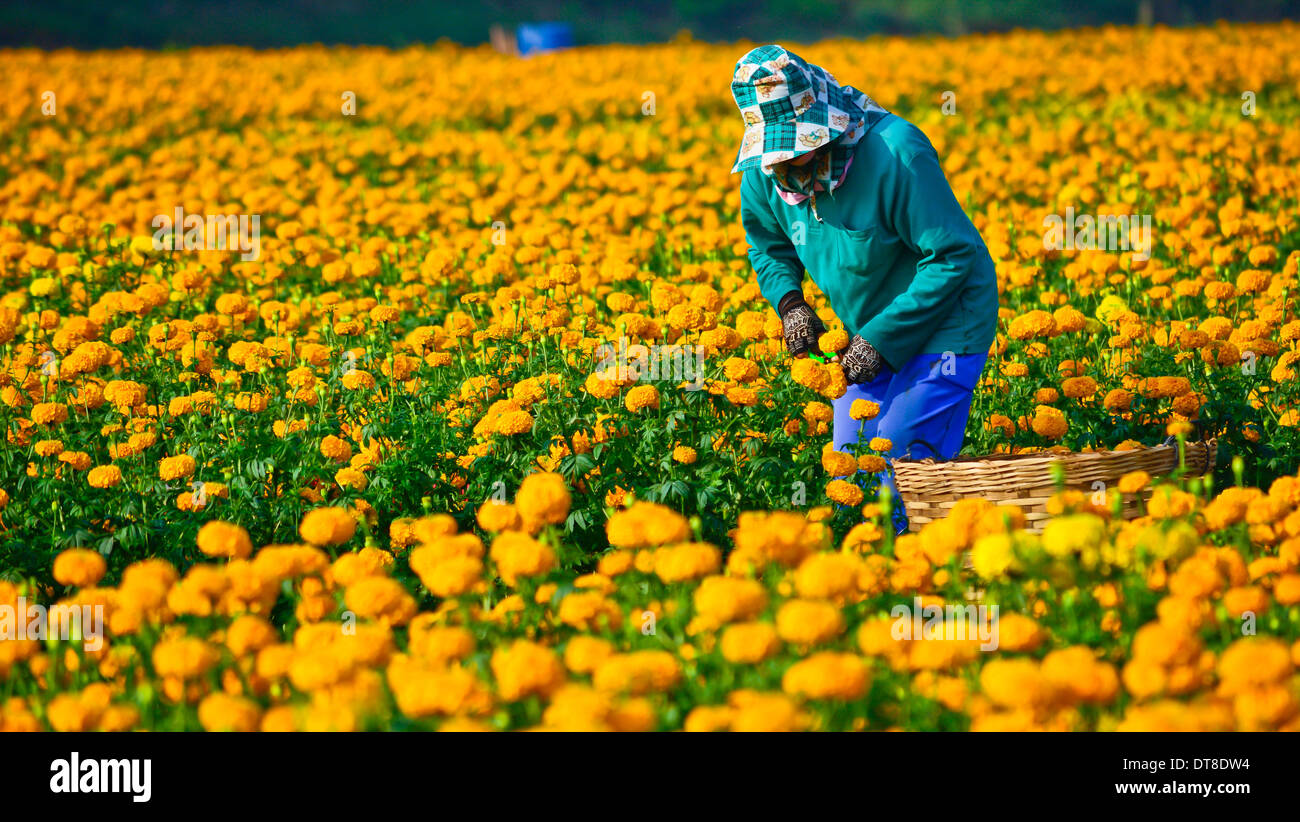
729;81;860;175
730;122;849;174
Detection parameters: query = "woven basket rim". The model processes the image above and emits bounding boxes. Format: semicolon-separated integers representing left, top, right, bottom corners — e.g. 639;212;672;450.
894;437;1217;468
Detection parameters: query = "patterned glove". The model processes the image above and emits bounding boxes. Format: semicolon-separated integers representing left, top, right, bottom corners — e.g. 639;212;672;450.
839;335;886;384
778;293;827;359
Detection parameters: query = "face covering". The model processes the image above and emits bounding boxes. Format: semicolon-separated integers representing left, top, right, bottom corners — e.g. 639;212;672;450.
763;95;881;199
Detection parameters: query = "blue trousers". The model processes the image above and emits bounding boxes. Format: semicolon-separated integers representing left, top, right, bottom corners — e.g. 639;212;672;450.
832;351;988;534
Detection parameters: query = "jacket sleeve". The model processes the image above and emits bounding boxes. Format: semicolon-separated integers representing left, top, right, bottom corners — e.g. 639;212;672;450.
740;170;804;313
857;139;995;371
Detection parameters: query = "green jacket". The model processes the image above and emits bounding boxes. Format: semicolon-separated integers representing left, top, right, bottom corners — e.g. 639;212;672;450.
741;112;1000;371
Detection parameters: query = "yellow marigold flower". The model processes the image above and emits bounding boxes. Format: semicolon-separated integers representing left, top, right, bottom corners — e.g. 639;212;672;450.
1116;470;1150;495
1094;295;1129;325
414;554;482;598
1248;245;1278;266
1203;281;1237;301
818;329;849;353
583;370;623;400
225;614;278;658
404;516;455;547
1273;574;1300;606
850;399;880;420
1222;585;1269;618
198;693;262;732
728;690;810;732
344;576;417;625
251;545;329;582
1007;310;1058;340
684;705;735;732
593;550;632;577
1040;646;1119;706
693;575;767;626
599;483;631;507
196;520;253;559
843;521;886;554
996;613;1047;652
564;636;615;674
214;293;249;315
790;357;830;391
536;684;616;731
775;598;845;645
491;640;566;701
803;401;833;424
320;435;353;462
821;446;857;477
867;436;892;452
157;454;196;481
407;623;475;665
495;409;534;435
980;658;1053;709
592;650;680;695
1216;637;1292;695
152;636;220;680
1102;388;1132;412
1001;362;1029;378
46;694;100;732
1061;376;1097;399
723;357;759;382
386;656;492;719
672;445;698;464
1146;486;1197;520
720;621;780;664
1030;404;1067;439
653;542;721;583
515;471;571;529
984;413;1014;437
86;464;122;488
52;548;106;587
782;652;871;701
857;454;887;472
624;384;660;413
96;704;141;732
477;500;521;532
1041;513;1106;558
971;533;1026;580
340;370;376;391
30;402;69;425
733;510;824;567
34;439;63;457
299;506;357;547
825;479;864;506
489;531;556;587
794;552;861;600
606;501;691;548
557;591;623;631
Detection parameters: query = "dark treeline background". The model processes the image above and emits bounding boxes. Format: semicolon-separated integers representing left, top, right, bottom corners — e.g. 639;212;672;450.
1;0;1297;49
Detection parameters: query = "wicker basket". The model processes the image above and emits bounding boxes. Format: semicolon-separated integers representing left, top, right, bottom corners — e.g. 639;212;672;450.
893;439;1217;534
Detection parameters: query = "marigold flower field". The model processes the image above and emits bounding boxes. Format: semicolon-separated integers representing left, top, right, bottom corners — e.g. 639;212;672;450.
2;24;1300;731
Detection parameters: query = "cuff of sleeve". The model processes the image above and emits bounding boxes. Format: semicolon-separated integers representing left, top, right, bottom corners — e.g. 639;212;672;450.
758;273;804;315
776;290;806;317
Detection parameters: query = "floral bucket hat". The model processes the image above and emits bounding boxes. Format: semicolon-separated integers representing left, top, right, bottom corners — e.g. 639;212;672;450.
729;45;887;196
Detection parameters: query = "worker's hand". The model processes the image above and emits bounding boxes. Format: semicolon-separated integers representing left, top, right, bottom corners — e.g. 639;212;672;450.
840;335;885;384
778;295;827;359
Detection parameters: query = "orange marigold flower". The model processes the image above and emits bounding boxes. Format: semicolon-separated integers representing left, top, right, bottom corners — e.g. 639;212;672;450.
196;520;254;559
52;548;107;588
299;507;357;547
